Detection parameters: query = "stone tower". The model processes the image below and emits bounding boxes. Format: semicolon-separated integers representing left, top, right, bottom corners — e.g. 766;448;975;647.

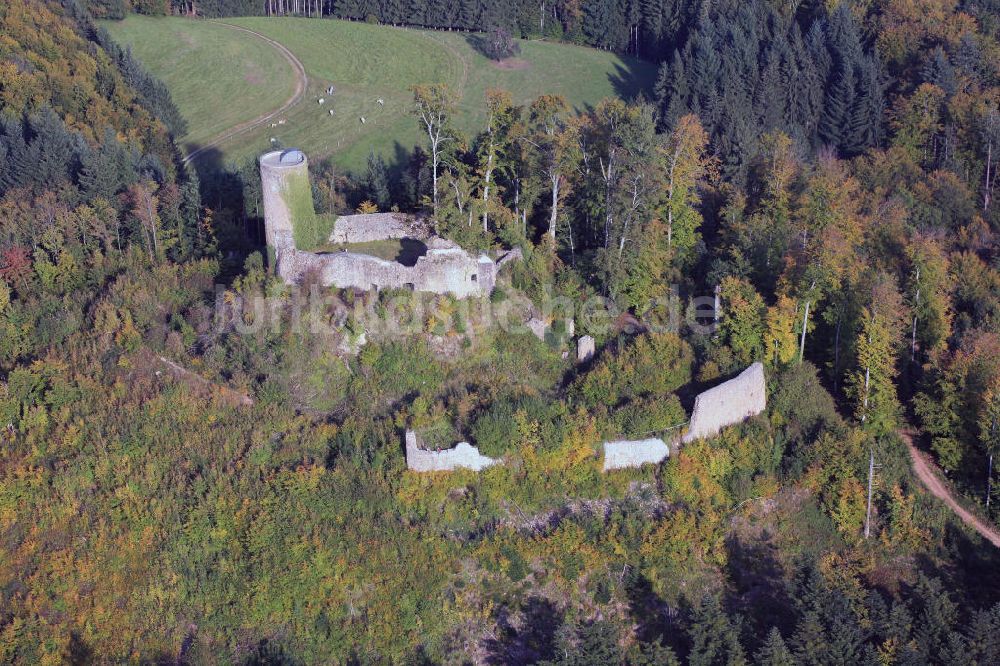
259;149;309;252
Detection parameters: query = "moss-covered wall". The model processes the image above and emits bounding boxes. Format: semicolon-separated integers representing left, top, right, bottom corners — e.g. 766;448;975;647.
280;169;336;251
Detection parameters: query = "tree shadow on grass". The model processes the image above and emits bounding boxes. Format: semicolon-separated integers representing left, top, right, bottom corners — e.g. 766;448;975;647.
607;59;659;103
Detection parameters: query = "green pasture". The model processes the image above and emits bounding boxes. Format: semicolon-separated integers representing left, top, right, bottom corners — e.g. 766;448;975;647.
103;16;657;173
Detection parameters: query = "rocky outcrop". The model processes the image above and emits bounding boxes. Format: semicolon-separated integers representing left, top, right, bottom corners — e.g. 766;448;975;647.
577;335;595;362
602;438;670;471
404;430;498;472
682;362;766;444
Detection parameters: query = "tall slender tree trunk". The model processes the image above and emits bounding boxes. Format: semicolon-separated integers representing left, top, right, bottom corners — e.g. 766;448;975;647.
548;173;559;239
985;139;993;212
865;449;875;538
862;327;871;423
834;313;842;393
987;453;993;509
513;176;521;226
482;149;493;232
799;299;811;363
911;268;921;361
431;157;439;223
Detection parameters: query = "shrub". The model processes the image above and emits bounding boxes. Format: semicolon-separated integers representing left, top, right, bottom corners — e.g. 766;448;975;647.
484;26;521;61
611;395;686;438
471;394;567;457
770;362;842;447
573;332;693;408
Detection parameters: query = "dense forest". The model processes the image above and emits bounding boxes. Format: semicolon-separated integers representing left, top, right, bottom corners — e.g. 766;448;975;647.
3;0;1000;663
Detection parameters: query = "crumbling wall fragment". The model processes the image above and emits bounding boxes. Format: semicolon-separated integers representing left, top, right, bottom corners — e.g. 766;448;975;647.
405;430;499;472
682;362;766;444
603;438;670;471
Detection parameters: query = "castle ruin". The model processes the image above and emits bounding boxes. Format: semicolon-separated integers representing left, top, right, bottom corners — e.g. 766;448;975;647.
404;430;499;472
260;149;497;298
602;437;670;471
603;362;767;471
682;362;767;444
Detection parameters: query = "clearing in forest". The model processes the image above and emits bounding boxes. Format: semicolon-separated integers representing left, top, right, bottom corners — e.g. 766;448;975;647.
102;16;657;173
102;16;298;157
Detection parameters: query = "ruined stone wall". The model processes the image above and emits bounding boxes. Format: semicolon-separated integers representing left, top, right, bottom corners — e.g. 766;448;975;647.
682;362;767;444
260;149;498;299
405;430;498;472
602;438;670;471
330;212;430;243
274;246;496;298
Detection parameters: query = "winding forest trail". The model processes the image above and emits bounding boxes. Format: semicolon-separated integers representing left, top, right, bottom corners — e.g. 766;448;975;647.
900;428;1000;548
182;21;308;165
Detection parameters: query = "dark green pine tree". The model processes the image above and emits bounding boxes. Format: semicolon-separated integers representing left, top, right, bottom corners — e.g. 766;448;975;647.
878;600;915;651
922;47;959;96
539;619;622;666
818;65;856;151
823;2;864;67
26;107;78;189
952;33;986;86
789;567;831;665
583;0;628;51
0;117;28;193
787;23;824;146
822;589;870;665
640;0;667;57
457;0;481;30
573;620;623;665
655;50;689;130
912;575;958;663
365;150;392;211
845;57;885;154
940;631;974;666
378;0;404;24
79;142;121;201
631;637;681;666
817;2;878;154
687;594;748;666
968;604;1000;663
805;20;832;84
178;176;211;259
755;628;795;666
755;49;785;130
687;31;722;123
789;610;828;666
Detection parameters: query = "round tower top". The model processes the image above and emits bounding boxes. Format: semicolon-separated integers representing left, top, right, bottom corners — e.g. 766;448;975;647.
260;149;307;169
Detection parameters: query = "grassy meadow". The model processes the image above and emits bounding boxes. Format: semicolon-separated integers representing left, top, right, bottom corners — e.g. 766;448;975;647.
102;16;298;155
103;16;657;173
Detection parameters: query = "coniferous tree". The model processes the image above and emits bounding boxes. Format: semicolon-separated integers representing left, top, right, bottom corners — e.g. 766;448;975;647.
913;576;959;663
755;628;795;666
365;150;391;211
688;594;748;666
